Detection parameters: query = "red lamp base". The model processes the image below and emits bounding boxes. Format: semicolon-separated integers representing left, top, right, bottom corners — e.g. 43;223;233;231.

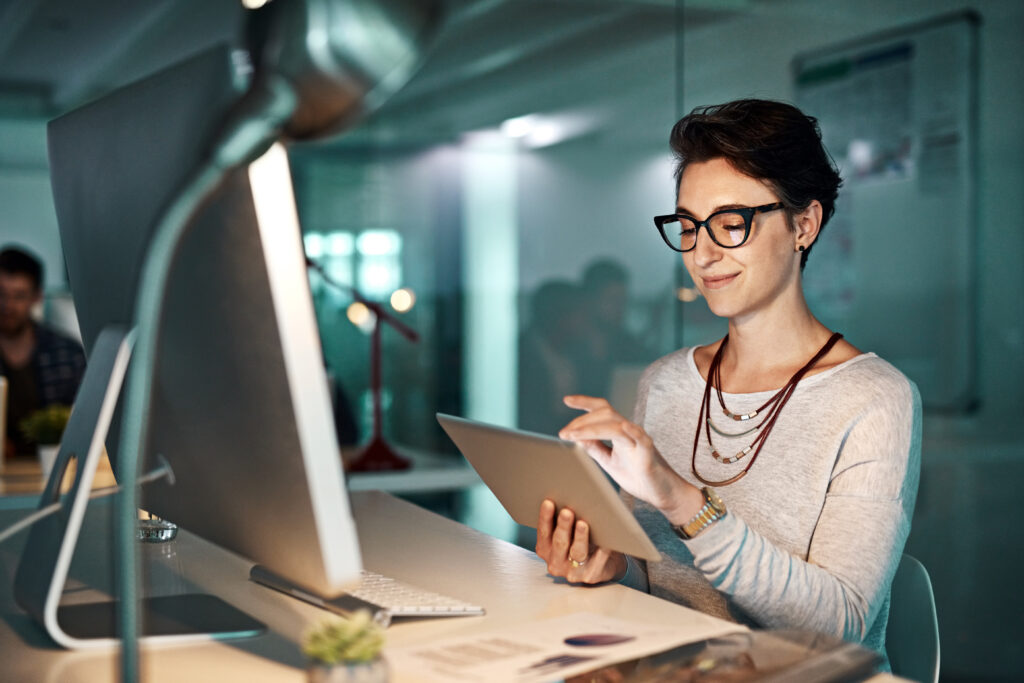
347;436;411;472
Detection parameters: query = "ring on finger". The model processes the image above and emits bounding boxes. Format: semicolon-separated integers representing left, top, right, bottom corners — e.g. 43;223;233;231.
570;556;588;568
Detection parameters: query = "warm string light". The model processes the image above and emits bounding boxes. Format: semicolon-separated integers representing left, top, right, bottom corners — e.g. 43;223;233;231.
346;302;375;332
677;287;700;303
390;288;416;313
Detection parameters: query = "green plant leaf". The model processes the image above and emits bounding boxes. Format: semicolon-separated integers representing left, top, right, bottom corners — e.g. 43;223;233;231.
19;404;71;445
302;610;385;665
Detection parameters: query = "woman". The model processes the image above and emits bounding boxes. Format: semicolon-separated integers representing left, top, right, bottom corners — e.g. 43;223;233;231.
535;99;921;660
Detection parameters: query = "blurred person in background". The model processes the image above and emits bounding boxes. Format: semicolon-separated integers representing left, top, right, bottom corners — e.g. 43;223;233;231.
0;246;85;459
575;259;651;399
518;279;588;437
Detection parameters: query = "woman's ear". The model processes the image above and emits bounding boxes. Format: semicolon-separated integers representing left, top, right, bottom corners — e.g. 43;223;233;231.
793;200;823;252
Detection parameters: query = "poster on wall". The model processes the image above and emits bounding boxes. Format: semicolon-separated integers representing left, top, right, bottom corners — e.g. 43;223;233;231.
793;11;978;411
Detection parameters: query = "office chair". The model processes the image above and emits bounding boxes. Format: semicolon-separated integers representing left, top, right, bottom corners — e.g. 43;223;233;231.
886;553;940;683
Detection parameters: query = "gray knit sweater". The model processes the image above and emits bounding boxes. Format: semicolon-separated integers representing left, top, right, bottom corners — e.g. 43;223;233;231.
620;346;921;658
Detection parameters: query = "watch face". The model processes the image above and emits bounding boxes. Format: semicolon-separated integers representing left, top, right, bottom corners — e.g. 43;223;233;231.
705;487;726;514
676;489;728;540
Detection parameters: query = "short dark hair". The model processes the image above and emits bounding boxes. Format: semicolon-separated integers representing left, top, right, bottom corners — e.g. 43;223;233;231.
0;245;44;290
670;99;842;268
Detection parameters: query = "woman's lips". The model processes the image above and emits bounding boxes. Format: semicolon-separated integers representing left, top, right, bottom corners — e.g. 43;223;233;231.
701;273;738;290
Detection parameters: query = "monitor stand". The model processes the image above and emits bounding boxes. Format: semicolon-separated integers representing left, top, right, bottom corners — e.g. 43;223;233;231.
13;326;264;649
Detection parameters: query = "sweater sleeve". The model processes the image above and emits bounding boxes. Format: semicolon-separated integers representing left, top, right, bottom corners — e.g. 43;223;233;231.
682;376;922;641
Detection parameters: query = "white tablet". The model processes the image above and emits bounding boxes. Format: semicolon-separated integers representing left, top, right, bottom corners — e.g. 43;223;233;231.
437;413;661;562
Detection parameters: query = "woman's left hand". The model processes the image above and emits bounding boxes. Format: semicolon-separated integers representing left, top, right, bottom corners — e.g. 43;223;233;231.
559;395;700;523
534;499;626;584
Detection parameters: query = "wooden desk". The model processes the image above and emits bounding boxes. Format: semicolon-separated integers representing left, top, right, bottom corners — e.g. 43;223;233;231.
0;490;746;682
0;454;117;498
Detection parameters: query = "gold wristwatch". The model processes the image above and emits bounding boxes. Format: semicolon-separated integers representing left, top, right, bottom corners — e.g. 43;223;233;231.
672;487;727;540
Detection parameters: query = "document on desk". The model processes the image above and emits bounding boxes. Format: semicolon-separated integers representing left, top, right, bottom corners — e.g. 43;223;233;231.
387;612;739;682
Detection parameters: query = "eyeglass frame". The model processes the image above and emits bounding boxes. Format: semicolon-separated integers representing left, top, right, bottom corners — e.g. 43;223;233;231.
653;202;785;253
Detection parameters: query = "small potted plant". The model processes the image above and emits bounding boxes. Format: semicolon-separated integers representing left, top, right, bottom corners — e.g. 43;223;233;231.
20;404;71;479
303;610;387;682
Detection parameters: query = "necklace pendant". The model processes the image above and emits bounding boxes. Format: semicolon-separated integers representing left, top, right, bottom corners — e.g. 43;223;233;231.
710;445;753;465
725;408;757;421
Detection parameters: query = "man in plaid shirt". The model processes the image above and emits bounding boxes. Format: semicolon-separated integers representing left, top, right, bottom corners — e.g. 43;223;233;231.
0;246;85;458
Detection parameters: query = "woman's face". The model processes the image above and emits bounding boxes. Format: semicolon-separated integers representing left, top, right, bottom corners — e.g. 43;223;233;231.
678;157;810;322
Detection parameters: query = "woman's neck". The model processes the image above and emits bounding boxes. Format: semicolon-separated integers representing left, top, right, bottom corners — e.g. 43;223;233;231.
717;295;834;393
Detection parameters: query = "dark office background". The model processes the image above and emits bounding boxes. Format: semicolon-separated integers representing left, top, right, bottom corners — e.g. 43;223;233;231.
0;1;1021;680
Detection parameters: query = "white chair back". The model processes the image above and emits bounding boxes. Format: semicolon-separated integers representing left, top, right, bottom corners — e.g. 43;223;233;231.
887;553;940;683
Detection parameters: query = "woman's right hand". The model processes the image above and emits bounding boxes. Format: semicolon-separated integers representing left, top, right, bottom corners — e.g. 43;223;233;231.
535;499;626;584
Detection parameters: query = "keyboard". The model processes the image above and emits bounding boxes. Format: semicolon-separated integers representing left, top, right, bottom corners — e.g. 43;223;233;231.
249;565;484;626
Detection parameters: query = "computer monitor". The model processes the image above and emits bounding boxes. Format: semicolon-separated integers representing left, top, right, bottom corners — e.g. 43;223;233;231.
16;45;362;648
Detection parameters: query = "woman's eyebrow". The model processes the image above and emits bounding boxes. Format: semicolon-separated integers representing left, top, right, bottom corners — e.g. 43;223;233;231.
675;203;749;216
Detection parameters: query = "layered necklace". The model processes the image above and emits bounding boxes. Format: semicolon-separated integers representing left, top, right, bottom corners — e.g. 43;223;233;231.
691;331;843;486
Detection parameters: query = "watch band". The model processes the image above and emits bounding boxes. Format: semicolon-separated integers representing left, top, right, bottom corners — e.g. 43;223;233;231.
673;487;727;540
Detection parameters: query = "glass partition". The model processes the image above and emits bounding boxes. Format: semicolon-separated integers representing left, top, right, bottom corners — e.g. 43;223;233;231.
290;0;683;455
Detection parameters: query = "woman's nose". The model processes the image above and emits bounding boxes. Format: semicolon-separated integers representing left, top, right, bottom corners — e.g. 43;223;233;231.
690;227;722;267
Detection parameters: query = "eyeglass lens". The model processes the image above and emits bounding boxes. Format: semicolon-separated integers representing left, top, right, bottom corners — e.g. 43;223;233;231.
675;211;748;250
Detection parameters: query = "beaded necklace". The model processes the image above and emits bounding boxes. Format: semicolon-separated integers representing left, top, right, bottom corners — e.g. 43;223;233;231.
691;332;843;486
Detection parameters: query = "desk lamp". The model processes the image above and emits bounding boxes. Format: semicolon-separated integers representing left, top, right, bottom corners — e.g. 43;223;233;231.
114;1;441;679
306;256;419;471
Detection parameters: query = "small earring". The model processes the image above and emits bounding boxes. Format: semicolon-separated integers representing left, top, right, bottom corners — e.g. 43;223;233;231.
796;245;805;252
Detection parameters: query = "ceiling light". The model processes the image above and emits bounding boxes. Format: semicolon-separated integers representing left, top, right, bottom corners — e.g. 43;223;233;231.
525;122;562;148
501;115;536;139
